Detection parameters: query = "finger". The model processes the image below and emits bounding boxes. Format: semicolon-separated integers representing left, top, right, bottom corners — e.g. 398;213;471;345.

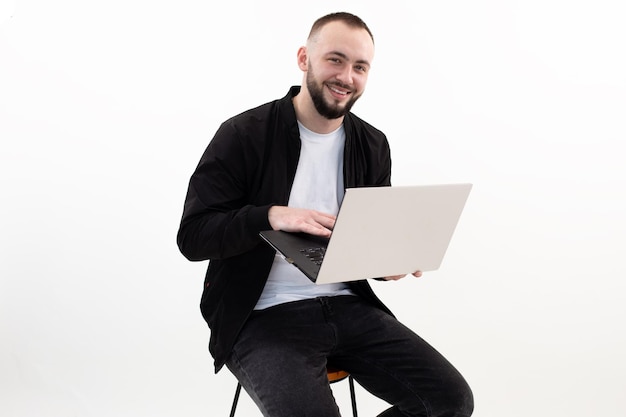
384;274;406;281
412;271;423;278
301;220;333;237
312;212;336;229
308;226;332;237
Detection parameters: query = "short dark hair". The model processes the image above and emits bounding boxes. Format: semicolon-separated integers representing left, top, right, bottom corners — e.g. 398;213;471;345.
308;12;374;44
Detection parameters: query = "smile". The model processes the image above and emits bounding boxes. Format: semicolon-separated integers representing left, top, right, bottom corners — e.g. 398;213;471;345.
327;83;352;97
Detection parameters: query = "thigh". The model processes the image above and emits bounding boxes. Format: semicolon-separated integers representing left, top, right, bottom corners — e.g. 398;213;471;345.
226;300;342;417
330;299;473;417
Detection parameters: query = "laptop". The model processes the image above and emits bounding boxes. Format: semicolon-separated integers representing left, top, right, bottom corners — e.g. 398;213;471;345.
259;183;472;284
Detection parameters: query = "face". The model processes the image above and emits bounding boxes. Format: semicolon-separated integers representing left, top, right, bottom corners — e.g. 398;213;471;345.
301;21;374;120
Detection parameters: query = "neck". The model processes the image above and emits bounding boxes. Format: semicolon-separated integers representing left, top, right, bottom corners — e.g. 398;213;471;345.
293;88;344;134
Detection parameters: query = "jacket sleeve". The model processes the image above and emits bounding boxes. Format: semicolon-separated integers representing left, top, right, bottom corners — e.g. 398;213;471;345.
176;121;273;261
375;137;392;186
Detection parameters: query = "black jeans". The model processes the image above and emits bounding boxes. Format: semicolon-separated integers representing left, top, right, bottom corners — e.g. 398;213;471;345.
226;295;473;417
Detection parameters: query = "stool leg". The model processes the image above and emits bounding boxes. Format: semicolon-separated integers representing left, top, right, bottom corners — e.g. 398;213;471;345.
348;375;358;417
229;377;356;416
229;383;242;417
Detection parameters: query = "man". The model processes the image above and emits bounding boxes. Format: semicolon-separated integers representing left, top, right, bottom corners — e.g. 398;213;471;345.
177;12;473;417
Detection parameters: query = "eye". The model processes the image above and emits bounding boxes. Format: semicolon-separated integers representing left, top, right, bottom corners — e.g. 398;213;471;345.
355;65;368;73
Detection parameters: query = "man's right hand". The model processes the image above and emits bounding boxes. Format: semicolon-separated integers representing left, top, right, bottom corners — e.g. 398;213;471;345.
268;206;336;237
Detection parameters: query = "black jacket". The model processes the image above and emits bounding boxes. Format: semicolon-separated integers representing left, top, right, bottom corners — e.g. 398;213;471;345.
177;86;395;372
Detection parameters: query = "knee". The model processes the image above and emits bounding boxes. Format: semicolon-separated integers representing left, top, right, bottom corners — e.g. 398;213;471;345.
399;374;474;417
439;374;474;417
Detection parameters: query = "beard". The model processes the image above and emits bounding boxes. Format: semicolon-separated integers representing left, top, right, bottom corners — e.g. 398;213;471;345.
306;67;361;120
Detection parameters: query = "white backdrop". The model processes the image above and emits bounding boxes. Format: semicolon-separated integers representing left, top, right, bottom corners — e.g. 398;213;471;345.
1;1;625;416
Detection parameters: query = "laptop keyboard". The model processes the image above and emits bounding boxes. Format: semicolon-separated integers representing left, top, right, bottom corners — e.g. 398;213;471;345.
299;247;326;265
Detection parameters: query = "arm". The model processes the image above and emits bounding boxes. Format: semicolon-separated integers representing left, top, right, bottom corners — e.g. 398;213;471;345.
176;122;272;261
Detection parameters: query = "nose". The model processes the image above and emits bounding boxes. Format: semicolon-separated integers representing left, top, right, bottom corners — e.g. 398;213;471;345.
336;65;354;86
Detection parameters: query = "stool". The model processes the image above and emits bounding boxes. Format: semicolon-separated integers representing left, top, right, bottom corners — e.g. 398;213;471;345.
229;367;358;417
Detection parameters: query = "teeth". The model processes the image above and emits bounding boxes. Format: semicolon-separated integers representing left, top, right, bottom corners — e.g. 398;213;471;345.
329;86;347;95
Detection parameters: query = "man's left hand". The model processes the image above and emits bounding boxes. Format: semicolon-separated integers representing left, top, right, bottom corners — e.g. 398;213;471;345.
383;271;423;281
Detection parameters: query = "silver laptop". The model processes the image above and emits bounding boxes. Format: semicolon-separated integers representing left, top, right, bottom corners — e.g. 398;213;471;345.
259;183;472;284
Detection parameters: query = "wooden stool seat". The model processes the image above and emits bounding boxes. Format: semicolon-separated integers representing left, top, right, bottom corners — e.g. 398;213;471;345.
326;366;350;383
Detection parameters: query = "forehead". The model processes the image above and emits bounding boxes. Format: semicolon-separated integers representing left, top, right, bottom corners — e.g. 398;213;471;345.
309;21;375;62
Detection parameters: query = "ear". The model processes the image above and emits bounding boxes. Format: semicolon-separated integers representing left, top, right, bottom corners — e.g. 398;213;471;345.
296;46;308;71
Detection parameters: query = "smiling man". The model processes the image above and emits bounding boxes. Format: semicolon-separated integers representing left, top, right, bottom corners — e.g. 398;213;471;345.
177;12;473;417
294;18;373;126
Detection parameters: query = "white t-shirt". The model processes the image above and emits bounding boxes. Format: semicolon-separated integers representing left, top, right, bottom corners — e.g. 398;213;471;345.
254;122;354;310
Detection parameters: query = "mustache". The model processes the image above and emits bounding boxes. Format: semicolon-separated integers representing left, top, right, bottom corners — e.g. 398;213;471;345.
327;80;353;92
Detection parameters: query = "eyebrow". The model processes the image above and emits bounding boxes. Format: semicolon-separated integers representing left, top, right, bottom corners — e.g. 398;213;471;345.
328;50;371;67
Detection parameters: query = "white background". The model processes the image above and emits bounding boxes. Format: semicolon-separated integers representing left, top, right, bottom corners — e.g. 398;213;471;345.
1;1;625;416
